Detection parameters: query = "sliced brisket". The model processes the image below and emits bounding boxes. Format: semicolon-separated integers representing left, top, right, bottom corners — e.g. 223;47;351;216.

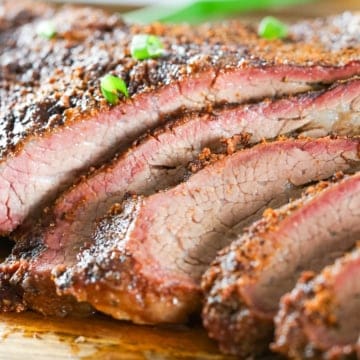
22;78;360;267
11;78;360;304
34;137;360;324
201;172;360;356
1;3;360;234
273;245;360;359
1;76;359;318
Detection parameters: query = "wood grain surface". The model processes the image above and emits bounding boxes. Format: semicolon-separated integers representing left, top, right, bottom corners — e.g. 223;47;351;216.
0;312;238;360
0;0;359;359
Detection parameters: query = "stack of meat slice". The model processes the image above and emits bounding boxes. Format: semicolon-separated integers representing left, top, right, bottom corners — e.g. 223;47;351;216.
202;172;360;357
1;1;360;235
51;137;360;323
0;1;360;357
3;136;359;319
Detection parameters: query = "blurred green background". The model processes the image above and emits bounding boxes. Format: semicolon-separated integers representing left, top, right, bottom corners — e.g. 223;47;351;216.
49;0;360;23
122;0;360;24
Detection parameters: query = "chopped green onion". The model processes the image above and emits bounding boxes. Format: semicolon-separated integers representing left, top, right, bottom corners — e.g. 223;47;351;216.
100;74;129;105
130;34;164;60
36;20;57;39
258;16;288;40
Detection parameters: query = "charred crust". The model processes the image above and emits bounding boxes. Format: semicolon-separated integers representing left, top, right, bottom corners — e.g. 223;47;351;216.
0;260;27;313
273;246;360;359
201;173;355;356
1;4;360;159
53;196;201;323
188;147;226;174
54;195;142;290
187;133;252;174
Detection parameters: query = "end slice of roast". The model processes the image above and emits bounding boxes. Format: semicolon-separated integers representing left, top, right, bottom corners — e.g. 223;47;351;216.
201;171;360;356
1;6;360;234
42;137;360;324
272;245;360;359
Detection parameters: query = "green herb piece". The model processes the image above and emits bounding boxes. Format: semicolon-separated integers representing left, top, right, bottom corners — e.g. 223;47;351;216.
258;16;288;40
123;0;311;25
130;34;164;60
100;74;129;105
36;20;57;39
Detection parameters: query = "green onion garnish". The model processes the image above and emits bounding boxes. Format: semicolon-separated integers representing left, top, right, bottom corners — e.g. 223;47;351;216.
100;74;129;105
258;16;288;40
36;20;57;39
130;34;164;60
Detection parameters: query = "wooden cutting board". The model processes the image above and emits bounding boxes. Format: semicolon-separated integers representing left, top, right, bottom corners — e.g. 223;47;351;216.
0;312;238;360
0;1;359;359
